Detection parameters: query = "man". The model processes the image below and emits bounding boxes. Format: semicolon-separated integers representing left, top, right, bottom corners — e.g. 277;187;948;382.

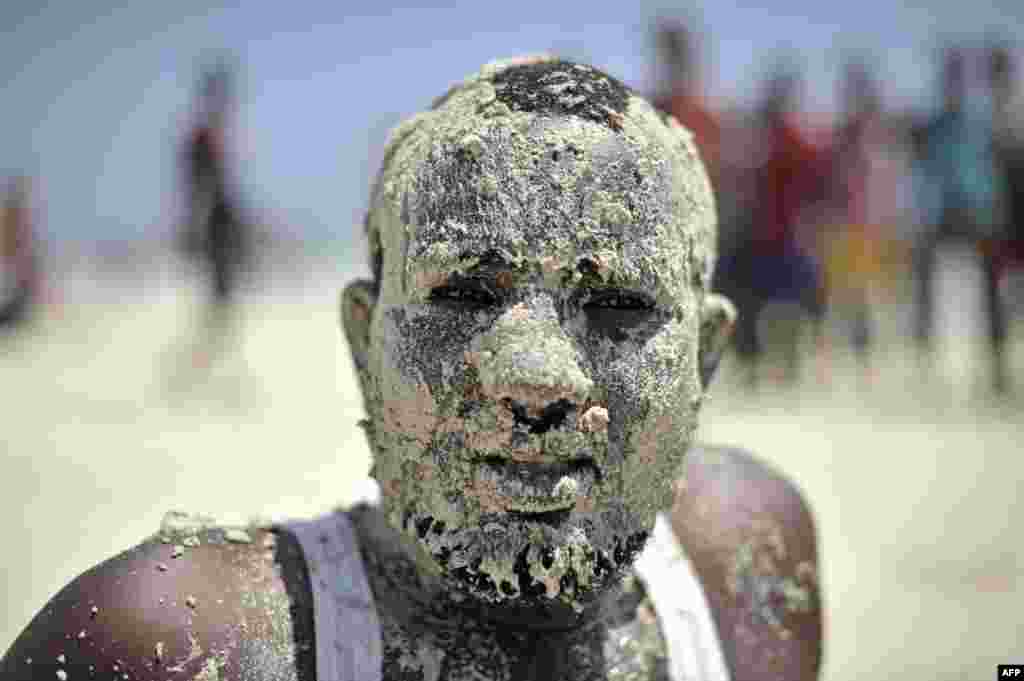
823;60;907;377
0;176;39;331
1;57;822;680
651;21;722;182
728;66;827;386
912;48;1003;389
170;61;249;381
986;42;1023;394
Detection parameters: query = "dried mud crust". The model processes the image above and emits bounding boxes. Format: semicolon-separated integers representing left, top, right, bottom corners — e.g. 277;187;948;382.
366;56;716;300
353;55;718;617
348;502;671;680
489;60;631;130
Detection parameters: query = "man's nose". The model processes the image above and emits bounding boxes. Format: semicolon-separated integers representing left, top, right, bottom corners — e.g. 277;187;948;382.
502;397;575;434
466;296;593;429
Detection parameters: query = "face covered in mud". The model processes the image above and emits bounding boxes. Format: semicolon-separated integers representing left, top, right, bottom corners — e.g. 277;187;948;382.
343;58;733;621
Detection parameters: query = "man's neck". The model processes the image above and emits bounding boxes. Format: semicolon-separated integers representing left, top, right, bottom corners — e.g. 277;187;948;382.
349;505;618;629
348;506;669;680
372;571;665;681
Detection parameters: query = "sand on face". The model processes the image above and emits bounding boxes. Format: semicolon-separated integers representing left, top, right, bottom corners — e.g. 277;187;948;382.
1;254;1022;681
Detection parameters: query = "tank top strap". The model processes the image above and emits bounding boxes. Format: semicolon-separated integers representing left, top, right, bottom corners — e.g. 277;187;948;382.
284;511;382;681
633;513;732;681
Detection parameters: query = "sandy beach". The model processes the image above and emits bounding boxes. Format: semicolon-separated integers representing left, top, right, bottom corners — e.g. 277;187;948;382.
2;254;1021;680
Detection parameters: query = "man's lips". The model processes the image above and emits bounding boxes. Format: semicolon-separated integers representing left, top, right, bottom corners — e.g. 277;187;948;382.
459;403;608;513
473;459;598;513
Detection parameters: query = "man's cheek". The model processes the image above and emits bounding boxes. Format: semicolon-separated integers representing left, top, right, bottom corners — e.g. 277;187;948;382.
379;382;439;449
619;409;692;518
391;311;483;393
605;336;697;507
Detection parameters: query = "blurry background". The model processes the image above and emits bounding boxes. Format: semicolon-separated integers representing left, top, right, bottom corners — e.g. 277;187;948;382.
2;1;1023;679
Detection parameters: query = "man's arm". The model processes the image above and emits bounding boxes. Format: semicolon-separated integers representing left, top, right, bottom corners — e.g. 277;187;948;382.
1;525;315;681
671;445;824;681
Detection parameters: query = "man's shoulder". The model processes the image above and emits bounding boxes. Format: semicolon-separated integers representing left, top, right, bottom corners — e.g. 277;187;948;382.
670;444;823;681
1;513;316;681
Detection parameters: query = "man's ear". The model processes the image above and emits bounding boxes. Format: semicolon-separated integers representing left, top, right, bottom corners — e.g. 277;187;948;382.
341;279;377;374
698;293;737;390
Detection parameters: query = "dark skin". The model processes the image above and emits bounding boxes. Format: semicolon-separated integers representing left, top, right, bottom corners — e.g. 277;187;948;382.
1;447;821;681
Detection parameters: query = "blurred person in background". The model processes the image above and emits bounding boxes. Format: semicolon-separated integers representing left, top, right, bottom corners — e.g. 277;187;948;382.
730;64;828;387
821;60;910;378
648;19;759;366
651;20;722;183
0;176;40;334
167;59;251;390
986;41;1024;393
912;47;1004;393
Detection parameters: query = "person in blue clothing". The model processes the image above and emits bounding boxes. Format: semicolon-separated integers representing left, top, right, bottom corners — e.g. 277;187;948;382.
912;47;1005;390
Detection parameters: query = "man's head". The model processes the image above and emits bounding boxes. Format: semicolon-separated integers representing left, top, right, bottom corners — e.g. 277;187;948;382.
342;57;733;621
986;42;1015;114
761;61;802;123
941;47;967;114
655;20;699;90
840;58;880;123
195;58;235;125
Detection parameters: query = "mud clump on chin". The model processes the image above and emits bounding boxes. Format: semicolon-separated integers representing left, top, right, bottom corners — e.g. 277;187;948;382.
398;502;651;615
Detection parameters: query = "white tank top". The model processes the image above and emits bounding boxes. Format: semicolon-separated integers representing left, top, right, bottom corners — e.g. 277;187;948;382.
285;511;383;681
285;504;729;681
632;514;732;681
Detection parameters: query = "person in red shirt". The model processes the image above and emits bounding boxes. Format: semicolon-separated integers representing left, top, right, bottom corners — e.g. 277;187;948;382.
652;21;722;181
728;66;829;385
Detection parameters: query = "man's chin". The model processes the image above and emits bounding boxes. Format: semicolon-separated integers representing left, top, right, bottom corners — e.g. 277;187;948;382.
402;506;651;616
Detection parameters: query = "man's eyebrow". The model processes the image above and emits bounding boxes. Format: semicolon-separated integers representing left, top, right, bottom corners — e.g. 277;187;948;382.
407;247;671;294
571;256;658;291
405;248;518;295
459;250;516;273
411;250;517;278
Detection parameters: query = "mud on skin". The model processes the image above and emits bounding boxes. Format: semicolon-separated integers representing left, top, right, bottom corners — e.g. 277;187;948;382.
353;503;671;681
352;54;720;620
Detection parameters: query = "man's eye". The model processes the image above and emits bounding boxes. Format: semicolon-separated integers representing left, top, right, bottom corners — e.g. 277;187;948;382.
584;291;654;311
429;284;497;307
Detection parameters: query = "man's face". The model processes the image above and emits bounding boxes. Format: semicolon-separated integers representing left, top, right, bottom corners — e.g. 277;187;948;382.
352;110;712;614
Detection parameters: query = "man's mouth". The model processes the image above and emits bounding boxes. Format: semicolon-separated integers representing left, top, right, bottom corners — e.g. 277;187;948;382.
474;458;598;513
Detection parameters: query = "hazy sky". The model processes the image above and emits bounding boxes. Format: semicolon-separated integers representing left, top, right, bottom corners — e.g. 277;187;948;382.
2;0;1022;248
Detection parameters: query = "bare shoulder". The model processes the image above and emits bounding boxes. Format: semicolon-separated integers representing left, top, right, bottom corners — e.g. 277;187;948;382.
0;514;315;681
669;444;823;681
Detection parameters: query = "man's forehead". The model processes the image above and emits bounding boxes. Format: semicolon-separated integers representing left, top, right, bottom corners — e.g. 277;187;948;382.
395;118;699;298
404;215;686;281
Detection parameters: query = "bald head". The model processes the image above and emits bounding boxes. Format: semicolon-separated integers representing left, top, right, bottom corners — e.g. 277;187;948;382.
366;56;717;304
